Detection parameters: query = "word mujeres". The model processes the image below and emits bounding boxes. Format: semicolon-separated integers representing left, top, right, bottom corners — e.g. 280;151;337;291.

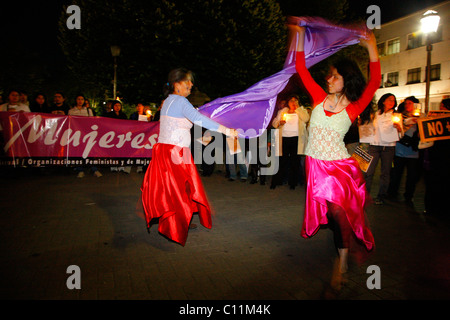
3;114;158;158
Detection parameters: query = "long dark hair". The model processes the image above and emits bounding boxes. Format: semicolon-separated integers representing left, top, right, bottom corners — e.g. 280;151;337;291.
73;93;86;107
377;93;397;115
163;68;194;98
332;58;366;102
359;101;375;125
29;92;49;112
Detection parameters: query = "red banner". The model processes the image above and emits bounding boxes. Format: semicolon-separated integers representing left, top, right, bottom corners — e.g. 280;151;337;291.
0;112;159;166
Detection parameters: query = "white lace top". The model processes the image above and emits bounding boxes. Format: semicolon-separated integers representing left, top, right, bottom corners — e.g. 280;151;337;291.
305;102;352;161
158;94;220;148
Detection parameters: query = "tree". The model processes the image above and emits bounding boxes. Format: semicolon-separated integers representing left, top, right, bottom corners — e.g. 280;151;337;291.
277;0;348;21
58;0;287;103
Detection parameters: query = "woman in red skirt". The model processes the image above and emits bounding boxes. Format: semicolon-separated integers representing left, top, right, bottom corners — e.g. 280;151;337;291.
141;68;237;246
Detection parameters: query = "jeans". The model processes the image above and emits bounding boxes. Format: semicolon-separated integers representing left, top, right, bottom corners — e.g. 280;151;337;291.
226;144;248;180
364;145;395;198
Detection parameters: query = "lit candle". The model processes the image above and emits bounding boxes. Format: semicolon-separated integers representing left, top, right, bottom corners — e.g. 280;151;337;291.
282;113;287;121
413;109;420;117
392;113;401;123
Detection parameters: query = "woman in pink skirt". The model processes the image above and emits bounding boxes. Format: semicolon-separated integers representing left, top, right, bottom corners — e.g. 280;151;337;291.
288;25;380;284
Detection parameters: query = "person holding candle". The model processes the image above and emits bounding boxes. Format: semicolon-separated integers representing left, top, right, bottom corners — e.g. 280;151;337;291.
130;103;148;121
106;100;131;173
387;96;422;206
288;24;380;289
106;100;128;120
364;93;402;205
141;67;238;246
69;94;102;178
271;93;310;189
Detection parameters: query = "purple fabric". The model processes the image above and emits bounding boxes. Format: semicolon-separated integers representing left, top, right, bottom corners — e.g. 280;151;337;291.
198;17;367;138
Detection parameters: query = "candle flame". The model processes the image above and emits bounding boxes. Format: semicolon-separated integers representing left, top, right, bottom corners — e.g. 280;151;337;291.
392;114;401;123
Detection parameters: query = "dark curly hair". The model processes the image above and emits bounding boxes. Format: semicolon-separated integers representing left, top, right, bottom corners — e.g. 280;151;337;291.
332;58;366;103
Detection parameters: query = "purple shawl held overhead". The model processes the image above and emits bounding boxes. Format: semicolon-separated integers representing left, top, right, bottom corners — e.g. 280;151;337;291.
198;16;368;138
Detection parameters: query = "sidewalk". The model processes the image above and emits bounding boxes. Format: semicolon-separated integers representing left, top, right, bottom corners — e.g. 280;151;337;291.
0;166;449;300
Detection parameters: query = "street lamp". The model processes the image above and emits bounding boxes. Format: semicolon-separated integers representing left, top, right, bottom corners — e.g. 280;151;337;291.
110;45;121;100
420;10;440;114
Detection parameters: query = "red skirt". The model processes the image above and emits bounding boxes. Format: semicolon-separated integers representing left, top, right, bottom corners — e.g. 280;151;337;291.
141;143;212;246
302;156;375;252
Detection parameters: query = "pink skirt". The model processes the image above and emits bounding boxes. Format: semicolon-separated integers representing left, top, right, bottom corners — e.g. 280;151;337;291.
302;156;374;251
141;143;212;246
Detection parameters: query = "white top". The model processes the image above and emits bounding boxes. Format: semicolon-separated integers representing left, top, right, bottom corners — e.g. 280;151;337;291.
305;101;352;161
370;110;399;147
158;94;221;148
0;103;30;112
282;113;299;137
68;107;93;117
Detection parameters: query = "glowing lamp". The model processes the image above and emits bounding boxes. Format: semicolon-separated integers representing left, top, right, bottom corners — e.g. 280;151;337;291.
420;10;440;114
420;10;440;34
110;45;121;57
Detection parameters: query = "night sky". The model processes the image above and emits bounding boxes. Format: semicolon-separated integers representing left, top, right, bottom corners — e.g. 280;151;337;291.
3;0;445;56
0;0;446;94
346;0;445;24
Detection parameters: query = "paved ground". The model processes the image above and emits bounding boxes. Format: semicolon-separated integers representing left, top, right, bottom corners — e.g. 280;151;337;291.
0;164;449;304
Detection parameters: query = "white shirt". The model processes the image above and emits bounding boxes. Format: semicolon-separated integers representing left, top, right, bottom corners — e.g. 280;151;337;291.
282;113;299;137
371;110;399;147
0;103;30;112
68;107;93;117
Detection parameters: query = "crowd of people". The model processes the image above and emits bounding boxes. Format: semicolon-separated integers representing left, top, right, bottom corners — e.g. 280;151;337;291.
0;89;163;177
1;23;449;293
1;84;449;210
265;92;450;213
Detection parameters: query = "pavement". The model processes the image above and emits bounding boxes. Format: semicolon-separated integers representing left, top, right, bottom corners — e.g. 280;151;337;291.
0;164;449;304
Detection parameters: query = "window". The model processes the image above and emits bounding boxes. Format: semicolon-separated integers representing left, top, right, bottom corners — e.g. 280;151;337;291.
386;38;400;55
407;67;421;84
407;33;422;50
425;64;441;81
377;42;385;56
385;72;399;87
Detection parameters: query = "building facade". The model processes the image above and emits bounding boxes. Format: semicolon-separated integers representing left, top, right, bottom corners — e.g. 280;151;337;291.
374;1;449;111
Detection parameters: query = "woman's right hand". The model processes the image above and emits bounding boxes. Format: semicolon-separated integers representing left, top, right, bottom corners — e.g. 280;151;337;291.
227;128;239;138
393;122;402;132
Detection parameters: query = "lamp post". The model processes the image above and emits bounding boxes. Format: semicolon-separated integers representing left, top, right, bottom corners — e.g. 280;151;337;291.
420;10;440;114
110;45;121;100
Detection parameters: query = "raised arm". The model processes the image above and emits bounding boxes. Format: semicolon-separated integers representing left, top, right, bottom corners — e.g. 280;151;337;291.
288;25;327;107
359;31;379;63
346;32;381;122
